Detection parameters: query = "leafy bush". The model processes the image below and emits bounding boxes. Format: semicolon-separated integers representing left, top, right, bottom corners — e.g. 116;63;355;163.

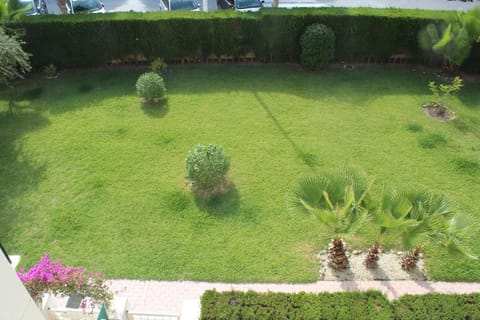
201;290;394;320
185;144;230;190
43;64;57;78
300;23;335;70
394;293;480;320
151;57;168;74
136;72;166;103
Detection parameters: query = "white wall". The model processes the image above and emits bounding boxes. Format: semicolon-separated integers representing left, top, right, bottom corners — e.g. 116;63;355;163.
0;254;45;320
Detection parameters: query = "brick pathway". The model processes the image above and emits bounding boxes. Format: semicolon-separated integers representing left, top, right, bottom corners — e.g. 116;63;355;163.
108;279;480;315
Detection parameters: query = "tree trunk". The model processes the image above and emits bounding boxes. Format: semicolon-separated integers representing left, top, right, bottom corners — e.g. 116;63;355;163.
401;247;421;271
328;237;348;270
364;243;380;269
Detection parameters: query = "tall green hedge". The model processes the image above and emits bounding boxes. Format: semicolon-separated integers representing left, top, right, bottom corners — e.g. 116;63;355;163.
201;290;480;320
10;8;479;71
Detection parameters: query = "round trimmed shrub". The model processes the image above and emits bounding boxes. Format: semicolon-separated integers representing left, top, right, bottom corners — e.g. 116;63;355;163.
185;144;230;190
300;24;335;70
136;72;166;103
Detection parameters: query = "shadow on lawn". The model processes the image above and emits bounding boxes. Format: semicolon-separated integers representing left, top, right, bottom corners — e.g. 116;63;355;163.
0;101;49;248
194;183;240;217
141;98;169;118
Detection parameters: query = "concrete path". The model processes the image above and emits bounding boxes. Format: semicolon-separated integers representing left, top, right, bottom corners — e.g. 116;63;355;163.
109;279;480;314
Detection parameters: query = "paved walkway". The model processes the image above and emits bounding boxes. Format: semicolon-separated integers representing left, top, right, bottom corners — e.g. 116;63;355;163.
109;279;480;315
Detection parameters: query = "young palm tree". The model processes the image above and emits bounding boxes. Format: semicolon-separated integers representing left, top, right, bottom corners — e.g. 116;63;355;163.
289;168;372;270
375;188;477;270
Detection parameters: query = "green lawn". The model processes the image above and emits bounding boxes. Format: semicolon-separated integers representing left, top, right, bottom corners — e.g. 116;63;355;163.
1;65;479;282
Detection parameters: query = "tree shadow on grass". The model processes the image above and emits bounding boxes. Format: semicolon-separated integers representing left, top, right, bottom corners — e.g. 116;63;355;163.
0;105;49;250
141;98;169;118
193;183;240;218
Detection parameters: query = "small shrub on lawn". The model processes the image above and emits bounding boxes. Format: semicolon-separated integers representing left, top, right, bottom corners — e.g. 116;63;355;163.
186;144;230;193
394;293;480;320
136;72;166;103
418;132;447;149
300;24;335;70
43;64;57;78
151;58;168;75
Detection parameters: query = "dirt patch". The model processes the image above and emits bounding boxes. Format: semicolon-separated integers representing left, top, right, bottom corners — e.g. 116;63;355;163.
318;251;427;281
422;103;456;121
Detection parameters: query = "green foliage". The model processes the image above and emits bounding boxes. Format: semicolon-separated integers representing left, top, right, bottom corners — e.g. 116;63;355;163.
201;290;394;320
300;23;335;70
43;64;56;78
11;9;479;71
421;8;480;67
135;72;166;103
418;132;447;149
0;26;31;86
428;76;463;105
151;57;168;75
290;168;372;242
185;144;230;190
394;293;480;320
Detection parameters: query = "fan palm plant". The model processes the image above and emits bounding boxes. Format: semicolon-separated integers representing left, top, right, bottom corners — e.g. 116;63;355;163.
374;188;477;271
289;168;372;270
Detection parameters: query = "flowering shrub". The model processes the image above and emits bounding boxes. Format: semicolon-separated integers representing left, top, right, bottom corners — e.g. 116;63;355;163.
17;253;112;310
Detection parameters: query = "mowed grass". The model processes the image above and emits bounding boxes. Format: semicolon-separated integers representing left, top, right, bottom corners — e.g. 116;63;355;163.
1;65;479;282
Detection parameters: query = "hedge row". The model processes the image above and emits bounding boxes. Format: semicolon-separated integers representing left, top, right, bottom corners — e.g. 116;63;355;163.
394;293;480;319
201;290;394;319
201;290;480;319
10;9;479;71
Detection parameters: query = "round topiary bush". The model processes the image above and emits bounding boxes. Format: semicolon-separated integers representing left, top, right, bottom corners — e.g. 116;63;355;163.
136;72;166;103
185;144;230;191
300;24;335;70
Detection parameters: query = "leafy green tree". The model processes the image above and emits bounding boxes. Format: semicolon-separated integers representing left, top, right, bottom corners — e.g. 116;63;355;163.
374;188;477;270
420;8;480;69
0;27;31;87
290;168;372;270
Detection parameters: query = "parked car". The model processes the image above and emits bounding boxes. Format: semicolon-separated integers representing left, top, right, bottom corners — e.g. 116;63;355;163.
217;0;263;11
160;0;200;11
18;0;48;15
66;0;105;13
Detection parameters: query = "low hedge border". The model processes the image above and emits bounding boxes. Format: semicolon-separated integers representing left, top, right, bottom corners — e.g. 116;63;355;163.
201;290;480;319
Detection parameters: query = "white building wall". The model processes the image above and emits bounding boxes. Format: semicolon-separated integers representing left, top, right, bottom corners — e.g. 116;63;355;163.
0;254;45;320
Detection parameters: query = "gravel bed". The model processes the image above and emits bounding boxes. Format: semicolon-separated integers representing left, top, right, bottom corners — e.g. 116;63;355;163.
318;251;427;281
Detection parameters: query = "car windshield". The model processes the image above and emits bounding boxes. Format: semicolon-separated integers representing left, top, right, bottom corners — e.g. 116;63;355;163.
235;0;261;8
170;0;198;10
72;0;102;12
18;0;36;14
